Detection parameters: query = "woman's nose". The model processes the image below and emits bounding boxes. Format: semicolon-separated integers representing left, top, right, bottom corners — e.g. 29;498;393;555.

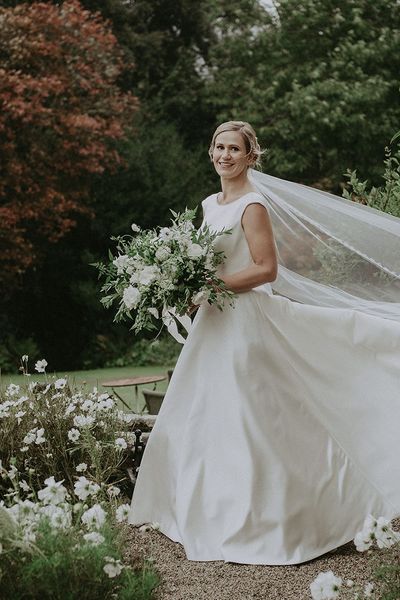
222;149;231;159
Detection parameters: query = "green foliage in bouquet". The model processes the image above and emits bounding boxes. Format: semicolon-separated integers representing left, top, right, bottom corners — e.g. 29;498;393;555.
94;208;237;335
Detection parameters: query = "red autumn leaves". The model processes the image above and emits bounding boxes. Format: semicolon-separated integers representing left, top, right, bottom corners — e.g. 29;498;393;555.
0;0;138;287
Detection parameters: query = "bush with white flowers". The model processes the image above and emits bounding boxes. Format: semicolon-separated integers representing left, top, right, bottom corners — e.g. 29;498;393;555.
0;357;137;500
310;514;400;599
0;359;160;599
94;208;237;338
0;466;159;599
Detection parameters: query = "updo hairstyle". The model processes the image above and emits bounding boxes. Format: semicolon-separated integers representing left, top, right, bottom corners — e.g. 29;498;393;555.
208;120;265;170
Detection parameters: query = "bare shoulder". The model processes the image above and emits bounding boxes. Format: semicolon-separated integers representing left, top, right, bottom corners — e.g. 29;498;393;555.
241;197;271;229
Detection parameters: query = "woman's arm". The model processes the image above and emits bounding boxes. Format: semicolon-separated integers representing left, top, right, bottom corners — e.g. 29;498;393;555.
220;203;278;294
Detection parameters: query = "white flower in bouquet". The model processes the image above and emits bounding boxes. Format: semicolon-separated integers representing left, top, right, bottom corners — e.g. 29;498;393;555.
131;223;140;233
186;242;204;259
112;255;130;275
81;504;106;530
155;245;171;261
95;207;237;342
122;285;141;310
310;570;342;600
158;227;172;240
191;288;211;306
138;265;160;286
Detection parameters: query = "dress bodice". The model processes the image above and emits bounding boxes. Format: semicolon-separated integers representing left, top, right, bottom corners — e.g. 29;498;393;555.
200;192;273;296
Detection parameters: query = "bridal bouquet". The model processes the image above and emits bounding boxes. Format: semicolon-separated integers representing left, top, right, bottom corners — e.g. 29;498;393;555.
94;208;237;342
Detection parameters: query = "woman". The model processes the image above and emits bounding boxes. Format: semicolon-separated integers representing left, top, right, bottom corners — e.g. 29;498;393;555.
128;121;400;565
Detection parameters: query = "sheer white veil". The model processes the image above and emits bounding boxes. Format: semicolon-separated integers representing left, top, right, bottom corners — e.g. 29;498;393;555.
248;169;400;322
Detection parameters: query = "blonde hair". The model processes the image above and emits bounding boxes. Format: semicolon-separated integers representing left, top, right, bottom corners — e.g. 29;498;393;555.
208;120;265;170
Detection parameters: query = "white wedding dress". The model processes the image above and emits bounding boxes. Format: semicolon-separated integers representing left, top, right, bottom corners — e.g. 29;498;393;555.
128;191;400;565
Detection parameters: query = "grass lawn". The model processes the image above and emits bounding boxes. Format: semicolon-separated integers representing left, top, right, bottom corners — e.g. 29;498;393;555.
0;365;172;414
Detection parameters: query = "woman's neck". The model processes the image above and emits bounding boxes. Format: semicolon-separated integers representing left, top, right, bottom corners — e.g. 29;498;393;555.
219;172;255;202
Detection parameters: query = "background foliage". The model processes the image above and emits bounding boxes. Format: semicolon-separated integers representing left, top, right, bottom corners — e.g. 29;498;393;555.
1;0;399;371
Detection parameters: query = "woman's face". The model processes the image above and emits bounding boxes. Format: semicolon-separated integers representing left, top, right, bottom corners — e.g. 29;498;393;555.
212;131;251;178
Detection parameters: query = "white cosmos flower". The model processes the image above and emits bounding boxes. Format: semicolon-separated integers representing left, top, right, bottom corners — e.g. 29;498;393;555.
6;383;20;397
35;428;46;445
35;359;48;373
41;504;72;529
54;378;67;390
81;504;106;530
107;486;120;498
115;438;127;450
23;429;37;445
65;403;76;416
74;476;100;501
103;557;123;578
375;516;400;548
68;428;80;442
81;399;94;412
7;465;18;480
73;415;95;428
310;570;342;600
83;532;105;545
19;480;30;492
115;504;130;523
37;477;67;505
122;285;141;310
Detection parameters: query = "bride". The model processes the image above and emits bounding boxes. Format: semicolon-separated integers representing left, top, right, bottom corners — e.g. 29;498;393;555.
128;120;400;565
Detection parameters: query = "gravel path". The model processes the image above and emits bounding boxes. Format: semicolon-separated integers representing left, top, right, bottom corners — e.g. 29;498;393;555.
124;517;400;599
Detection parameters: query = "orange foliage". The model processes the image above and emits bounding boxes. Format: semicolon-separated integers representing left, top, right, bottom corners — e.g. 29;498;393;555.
0;0;138;285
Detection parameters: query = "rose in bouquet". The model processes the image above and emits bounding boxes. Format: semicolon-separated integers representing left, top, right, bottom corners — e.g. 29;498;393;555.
94;208;237;342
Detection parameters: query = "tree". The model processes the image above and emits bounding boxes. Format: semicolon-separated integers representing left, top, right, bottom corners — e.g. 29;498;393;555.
0;0;138;288
206;0;400;187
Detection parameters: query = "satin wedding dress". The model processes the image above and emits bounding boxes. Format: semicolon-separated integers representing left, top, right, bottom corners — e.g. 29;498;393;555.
128;190;400;565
